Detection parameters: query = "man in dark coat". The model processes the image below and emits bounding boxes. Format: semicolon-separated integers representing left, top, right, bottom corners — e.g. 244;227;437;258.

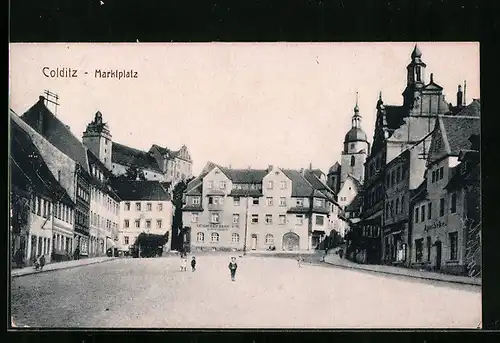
228;257;238;281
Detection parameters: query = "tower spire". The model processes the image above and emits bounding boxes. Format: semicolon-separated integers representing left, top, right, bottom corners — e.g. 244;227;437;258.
354;91;359;112
352;92;361;128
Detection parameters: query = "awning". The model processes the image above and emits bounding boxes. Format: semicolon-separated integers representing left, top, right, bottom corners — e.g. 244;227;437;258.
106;237;117;248
390;230;403;236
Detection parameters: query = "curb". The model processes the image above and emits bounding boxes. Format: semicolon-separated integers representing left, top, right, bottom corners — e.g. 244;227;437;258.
11;258;119;278
322;260;481;286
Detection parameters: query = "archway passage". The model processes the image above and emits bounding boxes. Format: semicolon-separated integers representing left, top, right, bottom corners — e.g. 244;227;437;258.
282;232;300;251
251;234;258;250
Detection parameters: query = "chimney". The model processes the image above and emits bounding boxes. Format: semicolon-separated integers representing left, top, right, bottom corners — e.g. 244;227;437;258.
268;164;273;171
457;84;463;108
39;95;46;103
463;80;467;106
300;168;304;175
65;125;71;131
309;162;312;170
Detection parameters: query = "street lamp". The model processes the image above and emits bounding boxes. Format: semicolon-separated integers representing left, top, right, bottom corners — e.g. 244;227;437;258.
243;189;250;256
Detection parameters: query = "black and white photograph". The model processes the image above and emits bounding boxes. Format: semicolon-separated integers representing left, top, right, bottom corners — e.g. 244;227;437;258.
8;42;481;329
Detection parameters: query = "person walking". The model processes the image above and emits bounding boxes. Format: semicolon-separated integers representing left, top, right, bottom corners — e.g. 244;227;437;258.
38;254;46;270
297;255;303;268
191;256;196;272
228;257;238;281
339;248;344;259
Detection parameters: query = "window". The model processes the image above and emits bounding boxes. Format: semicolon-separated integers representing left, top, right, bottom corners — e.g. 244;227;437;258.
145;220;152;229
232;233;240;243
296;215;304;225
431;170;436;183
450;193;457;213
449;232;458;260
145;203;152;212
219;197;224;205
279;197;287;207
135;202;141;211
391;170;395;186
314;198;325;208
350;156;355;166
192;197;200;205
401;196;405;214
251;214;259;224
401;168;406;180
386;175;390;187
426;236;432;262
196;232;204;243
266;197;273;206
265;214;272;224
415;238;423;262
220;181;226;189
265;234;275;245
439;167;444;180
427;202;432;220
252;197;259;205
124;236;129;245
233;214;240;225
439;198;445;217
396;167;401;183
191;213;199;223
158;203;163;211
296;199;304;207
279;215;286;225
211;232;219;243
390;200;394;217
207;181;213;189
414;207;419;223
233;197;240;206
395;198;400;214
316;215;324;226
135;220;140;228
210;212;220;223
124;219;130;228
156;220;162;229
386;203;390;217
267;181;274;189
280;181;287;189
421;205;425;222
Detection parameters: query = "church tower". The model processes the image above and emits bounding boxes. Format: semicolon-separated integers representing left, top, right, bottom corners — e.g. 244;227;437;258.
403;44;427;109
82;111;113;170
340;93;369;186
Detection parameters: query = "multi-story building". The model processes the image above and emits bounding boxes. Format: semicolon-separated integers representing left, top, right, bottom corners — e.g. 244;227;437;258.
112;180;173;252
87;149;121;257
356;45;451;264
182;164;342;251
10;112;75;266
410;101;480;274
19;96;93;258
149;144;193;185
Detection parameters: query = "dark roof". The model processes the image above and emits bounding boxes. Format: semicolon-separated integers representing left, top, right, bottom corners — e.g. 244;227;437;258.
410;180;427;203
445;160;480;192
282;170;314;197
186;185;202;196
455;99;481;118
185;162;218;194
10;112;74;206
344;127;368;143
384;105;407;131
112;142;163;173
228;189;263;197
20;97;89;173
150;144;191;161
218;167;268;183
345;193;363;212
310;169;324;178
182;205;204;212
287;207;310;214
303;170;336;203
328;162;341;174
440;116;481;156
86;150;121;201
110;180;171;201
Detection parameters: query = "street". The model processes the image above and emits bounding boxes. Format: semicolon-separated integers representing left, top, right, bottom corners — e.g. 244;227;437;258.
10;255;481;328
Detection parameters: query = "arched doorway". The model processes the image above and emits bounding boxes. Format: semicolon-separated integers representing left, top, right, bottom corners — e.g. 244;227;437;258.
251;234;258;250
282;232;300;251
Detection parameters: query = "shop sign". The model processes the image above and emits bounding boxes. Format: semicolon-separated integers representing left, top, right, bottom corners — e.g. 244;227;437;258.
197;223;229;230
424;221;446;232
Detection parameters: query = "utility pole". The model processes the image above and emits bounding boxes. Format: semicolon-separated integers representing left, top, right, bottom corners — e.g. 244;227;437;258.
43;90;60;115
243;189;249;256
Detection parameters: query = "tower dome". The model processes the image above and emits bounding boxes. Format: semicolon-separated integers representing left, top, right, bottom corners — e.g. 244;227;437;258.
344;127;368;143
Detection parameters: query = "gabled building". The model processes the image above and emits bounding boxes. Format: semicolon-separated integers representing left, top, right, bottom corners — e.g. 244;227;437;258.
20;96;91;257
149;144;193;185
10;111;75;266
410;101;480;274
111;180;173;253
111;142;165;181
182;164;342;252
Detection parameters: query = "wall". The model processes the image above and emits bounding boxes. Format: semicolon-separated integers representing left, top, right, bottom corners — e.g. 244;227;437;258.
111;162;165;182
337;177;359;211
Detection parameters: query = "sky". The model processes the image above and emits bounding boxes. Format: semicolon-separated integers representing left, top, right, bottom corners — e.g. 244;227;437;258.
9;42;480;176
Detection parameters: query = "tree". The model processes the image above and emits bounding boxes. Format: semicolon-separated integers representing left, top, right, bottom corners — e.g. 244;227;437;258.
132;232;169;258
171;177;195;250
124;165;146;181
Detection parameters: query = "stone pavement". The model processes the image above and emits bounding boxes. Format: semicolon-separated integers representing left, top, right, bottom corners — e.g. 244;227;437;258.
323;252;481;286
11;256;118;278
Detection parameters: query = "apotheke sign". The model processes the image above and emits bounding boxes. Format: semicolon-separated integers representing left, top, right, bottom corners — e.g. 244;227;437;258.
424;221;447;232
197;223;229;230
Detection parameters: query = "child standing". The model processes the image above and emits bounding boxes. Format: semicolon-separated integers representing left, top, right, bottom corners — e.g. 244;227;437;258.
297;255;303;268
191;256;196;271
180;255;188;271
228;257;238;281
